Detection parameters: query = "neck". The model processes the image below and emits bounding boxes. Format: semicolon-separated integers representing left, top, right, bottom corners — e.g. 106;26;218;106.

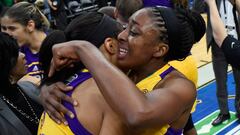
28;30;46;53
129;59;167;83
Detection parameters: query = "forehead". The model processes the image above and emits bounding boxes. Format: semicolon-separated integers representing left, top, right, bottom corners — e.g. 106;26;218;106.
130;9;153;27
1;16;21;26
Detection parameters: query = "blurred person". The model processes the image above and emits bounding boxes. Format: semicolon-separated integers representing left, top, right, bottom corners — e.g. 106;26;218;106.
206;0;240;126
47;0;67;30
205;0;240;69
0;0;14;6
0;32;43;135
1;2;50;85
98;6;115;19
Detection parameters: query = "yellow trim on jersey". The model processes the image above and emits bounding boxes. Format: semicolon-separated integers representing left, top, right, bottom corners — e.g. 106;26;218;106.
169;55;198;113
25;70;44;76
82;69;89;72
28;62;40;67
136;64;171;93
38;112;74;135
136;64;171;135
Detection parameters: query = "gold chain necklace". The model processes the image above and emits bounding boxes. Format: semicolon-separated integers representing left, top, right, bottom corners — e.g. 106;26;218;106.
1;86;39;125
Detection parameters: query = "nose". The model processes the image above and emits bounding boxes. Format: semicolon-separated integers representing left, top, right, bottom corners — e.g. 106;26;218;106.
117;29;128;43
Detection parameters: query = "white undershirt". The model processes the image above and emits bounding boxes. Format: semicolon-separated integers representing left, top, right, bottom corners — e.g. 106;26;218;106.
219;0;238;39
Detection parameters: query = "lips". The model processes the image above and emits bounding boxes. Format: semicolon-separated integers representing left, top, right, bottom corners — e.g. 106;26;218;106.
118;47;128;58
120;48;128;55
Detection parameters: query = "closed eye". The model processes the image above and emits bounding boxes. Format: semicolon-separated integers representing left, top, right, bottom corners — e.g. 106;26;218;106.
129;30;138;36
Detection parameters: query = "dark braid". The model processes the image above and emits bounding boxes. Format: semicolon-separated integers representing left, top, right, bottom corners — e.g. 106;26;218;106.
147;6;206;62
150;7;169;45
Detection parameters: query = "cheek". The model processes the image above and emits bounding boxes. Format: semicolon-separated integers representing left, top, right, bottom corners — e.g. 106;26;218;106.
15;32;28;44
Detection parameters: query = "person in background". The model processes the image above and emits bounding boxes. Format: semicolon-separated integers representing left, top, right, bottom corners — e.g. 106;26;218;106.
207;0;240;126
98;6;115;19
1;2;50;85
47;0;67;30
0;32;43;135
114;0;143;27
205;0;240;69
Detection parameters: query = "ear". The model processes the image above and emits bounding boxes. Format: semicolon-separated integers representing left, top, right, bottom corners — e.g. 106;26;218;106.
26;20;35;33
104;38;117;55
153;43;169;58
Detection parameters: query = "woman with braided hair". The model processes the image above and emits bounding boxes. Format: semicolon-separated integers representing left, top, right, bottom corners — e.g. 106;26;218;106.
48;6;206;134
139;1;200;134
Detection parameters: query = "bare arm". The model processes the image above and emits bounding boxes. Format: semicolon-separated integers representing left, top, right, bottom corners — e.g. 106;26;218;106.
50;41;196;128
205;0;228;47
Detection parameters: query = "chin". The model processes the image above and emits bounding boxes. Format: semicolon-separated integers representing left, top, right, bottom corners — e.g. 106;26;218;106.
18;41;26;47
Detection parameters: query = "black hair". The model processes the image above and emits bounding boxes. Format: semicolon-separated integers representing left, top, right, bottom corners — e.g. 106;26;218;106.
3;2;50;31
65;12;122;46
40;11;123;85
39;30;66;80
116;0;143;22
148;6;206;61
0;32;19;91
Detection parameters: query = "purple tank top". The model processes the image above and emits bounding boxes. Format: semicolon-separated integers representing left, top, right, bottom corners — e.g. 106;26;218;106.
20;46;43;78
159;66;183;135
63;71;92;135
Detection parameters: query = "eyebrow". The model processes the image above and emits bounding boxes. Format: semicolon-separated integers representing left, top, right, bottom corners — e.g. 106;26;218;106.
131;19;140;26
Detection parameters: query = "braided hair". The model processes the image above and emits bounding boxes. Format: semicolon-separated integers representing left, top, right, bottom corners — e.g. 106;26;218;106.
147;6;206;61
3;2;50;31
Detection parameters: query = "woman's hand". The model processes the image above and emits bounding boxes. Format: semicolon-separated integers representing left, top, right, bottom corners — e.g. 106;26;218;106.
40;82;77;125
48;41;81;77
48;40;93;77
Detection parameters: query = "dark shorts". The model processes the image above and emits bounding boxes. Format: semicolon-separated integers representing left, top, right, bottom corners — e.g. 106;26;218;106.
183;114;194;133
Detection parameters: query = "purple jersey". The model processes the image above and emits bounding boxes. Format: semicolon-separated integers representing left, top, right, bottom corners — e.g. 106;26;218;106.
63;70;92;135
143;0;173;8
20;46;43;79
